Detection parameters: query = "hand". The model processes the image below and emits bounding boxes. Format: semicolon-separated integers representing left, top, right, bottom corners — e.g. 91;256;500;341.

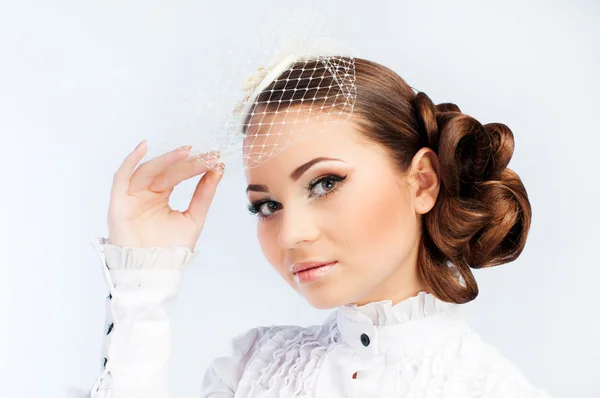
107;140;223;251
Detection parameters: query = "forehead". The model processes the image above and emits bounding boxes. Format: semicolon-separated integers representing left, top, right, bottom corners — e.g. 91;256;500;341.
243;108;356;157
242;111;369;181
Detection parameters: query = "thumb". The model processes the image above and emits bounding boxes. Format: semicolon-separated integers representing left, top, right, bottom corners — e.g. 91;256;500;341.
183;169;223;227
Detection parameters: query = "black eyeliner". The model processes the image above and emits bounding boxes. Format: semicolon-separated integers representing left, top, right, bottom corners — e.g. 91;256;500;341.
247;173;348;219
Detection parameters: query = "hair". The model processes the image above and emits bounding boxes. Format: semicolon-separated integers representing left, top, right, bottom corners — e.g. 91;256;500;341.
244;57;532;305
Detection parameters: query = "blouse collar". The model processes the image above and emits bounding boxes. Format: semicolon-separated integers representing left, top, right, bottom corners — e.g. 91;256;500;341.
339;291;457;326
334;291;470;356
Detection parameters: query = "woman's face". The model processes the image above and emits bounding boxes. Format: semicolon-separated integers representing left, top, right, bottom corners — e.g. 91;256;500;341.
244;113;439;309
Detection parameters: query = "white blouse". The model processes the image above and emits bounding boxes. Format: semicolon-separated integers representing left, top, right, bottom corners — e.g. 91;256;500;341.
66;237;552;398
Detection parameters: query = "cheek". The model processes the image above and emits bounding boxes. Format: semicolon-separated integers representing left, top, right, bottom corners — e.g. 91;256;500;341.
338;180;417;265
256;222;285;273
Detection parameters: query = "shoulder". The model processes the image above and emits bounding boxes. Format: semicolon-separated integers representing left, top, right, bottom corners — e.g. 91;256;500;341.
452;330;552;397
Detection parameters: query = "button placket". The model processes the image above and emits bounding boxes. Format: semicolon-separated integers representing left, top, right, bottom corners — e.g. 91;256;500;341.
360;333;370;347
349;325;378;385
358;325;377;355
346;323;377;359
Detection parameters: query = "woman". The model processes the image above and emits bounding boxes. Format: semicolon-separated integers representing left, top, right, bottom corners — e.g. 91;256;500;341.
78;57;552;397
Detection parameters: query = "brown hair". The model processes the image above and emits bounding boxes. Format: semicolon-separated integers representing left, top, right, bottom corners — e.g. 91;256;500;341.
245;57;532;305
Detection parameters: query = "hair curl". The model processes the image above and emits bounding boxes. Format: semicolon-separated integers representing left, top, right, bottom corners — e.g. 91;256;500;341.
246;57;532;304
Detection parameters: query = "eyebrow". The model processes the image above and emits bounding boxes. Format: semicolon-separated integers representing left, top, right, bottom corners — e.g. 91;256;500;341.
246;157;343;194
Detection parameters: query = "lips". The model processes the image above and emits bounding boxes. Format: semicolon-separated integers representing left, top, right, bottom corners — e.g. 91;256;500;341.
292;261;338;284
291;260;337;274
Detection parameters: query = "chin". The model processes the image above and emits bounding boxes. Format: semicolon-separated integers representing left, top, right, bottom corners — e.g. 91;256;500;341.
299;288;351;310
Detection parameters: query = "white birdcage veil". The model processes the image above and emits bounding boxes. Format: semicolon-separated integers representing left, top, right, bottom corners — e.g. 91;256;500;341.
145;4;361;198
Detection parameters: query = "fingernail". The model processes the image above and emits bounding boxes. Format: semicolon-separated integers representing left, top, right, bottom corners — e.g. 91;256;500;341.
178;145;192;151
198;151;220;161
135;139;146;150
206;151;220;159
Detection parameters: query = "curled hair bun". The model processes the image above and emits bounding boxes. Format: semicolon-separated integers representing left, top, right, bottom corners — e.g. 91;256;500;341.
413;92;532;303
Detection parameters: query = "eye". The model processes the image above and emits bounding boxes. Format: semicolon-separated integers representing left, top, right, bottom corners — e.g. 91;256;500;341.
309;175;344;197
247;173;347;220
247;200;280;220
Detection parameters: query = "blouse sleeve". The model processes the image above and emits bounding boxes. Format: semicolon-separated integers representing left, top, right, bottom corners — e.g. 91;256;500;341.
66;237;198;398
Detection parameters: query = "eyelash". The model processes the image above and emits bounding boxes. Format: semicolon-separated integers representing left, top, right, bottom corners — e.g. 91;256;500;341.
247;173;348;221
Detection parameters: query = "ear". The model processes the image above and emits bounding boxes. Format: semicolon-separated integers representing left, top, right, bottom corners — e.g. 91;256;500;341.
407;147;441;215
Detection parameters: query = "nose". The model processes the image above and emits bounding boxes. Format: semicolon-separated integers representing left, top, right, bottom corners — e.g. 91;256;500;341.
277;203;320;249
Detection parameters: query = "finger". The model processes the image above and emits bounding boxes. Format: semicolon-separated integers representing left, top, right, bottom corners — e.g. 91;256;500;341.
147;153;220;193
129;146;192;193
112;140;148;197
183;169;224;227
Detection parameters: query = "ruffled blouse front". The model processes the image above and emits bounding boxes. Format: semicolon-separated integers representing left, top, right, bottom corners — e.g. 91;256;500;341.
313;292;476;397
227;290;549;397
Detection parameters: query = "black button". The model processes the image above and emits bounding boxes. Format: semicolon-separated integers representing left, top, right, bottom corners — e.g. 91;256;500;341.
360;333;370;347
103;357;107;368
107;293;112;300
107;323;113;335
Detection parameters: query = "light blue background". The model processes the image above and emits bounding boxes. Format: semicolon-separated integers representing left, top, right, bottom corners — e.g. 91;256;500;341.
1;1;598;397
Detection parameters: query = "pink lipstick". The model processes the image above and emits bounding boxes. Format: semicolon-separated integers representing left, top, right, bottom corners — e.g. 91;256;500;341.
292;261;337;284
